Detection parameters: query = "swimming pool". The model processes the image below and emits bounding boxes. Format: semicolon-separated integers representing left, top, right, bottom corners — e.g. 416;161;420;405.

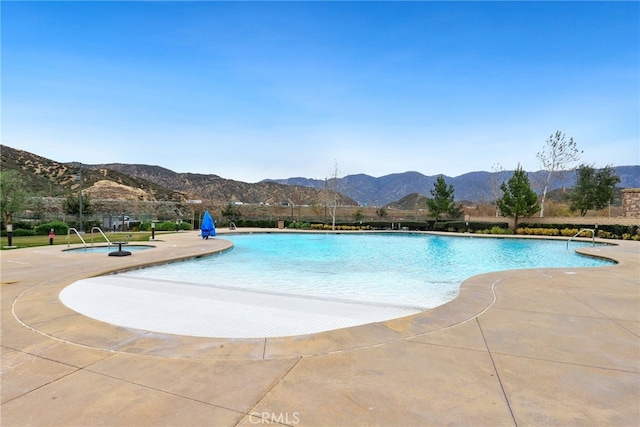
59;233;614;338
121;233;612;309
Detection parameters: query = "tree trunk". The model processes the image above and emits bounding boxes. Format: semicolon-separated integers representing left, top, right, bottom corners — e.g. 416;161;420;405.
539;172;551;218
330;202;337;230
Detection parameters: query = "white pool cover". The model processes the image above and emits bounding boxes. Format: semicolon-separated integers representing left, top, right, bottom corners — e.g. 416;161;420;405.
59;276;421;338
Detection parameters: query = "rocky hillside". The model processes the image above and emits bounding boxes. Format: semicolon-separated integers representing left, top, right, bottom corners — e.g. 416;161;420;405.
0;145;357;207
385;193;430;211
1;145;185;202
91;163;356;206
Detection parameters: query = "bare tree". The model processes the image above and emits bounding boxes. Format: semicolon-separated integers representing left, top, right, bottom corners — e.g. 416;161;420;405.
489;163;504;218
324;161;340;230
536;131;582;217
288;185;305;222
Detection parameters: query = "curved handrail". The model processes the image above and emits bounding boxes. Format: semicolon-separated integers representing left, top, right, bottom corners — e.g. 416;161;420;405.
67;228;87;248
90;227;112;246
567;228;596;249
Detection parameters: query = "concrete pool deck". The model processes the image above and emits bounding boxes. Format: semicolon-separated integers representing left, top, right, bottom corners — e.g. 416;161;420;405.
1;229;639;426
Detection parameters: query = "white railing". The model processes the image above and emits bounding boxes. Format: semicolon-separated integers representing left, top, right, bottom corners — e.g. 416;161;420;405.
567;228;596;249
91;227;112;246
67;228;87;248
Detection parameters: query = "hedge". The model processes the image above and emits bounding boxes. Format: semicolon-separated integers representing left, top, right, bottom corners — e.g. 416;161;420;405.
35;221;69;236
518;223;639;240
155;221;192;231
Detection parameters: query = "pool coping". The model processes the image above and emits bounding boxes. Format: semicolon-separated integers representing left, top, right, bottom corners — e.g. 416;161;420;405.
2;229;632;360
2;228;639;426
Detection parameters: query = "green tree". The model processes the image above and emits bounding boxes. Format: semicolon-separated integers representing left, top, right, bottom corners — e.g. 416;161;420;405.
221;203;242;221
0;170;31;226
376;207;388;219
497;165;540;231
426;176;462;222
568;164;620;216
352;208;364;222
63;193;94;215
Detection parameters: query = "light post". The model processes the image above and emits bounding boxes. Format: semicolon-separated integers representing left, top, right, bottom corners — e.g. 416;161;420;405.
174;208;182;232
6;224;13;247
76;168;83;232
151;221;155;240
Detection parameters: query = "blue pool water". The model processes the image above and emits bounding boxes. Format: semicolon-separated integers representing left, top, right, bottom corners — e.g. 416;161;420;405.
120;233;613;310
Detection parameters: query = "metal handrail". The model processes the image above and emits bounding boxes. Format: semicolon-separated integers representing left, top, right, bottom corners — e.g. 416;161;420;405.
567;228;596;249
67;228;87;248
90;227;112;246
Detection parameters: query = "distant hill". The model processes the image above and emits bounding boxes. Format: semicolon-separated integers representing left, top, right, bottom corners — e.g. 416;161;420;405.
0;145;185;201
2;144;638;208
0;145;357;207
265;166;640;206
385;193;429;211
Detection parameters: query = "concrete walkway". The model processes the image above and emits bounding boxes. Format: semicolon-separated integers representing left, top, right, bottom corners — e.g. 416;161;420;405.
1;230;638;426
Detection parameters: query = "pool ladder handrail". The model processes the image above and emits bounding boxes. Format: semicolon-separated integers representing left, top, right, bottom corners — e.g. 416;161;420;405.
567;228;596;249
90;227;112;246
67;228;88;248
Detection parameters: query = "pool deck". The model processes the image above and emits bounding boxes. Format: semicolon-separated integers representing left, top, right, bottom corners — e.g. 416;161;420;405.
1;229;639;426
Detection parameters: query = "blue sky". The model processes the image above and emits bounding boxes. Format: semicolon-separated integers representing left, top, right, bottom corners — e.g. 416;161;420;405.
2;1;638;183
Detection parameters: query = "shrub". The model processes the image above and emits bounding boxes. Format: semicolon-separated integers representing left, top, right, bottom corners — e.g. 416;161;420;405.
287;222;311;229
155;221;179;231
560;228;580;236
13;228;36;236
517;227;560;236
287;222;311;230
154;220;191;231
35;221;69;236
597;230;618;239
128;221;143;231
233;219;283;228
134;221;153;232
490;226;509;235
521;223;637;240
2;220;37;236
13;221;34;231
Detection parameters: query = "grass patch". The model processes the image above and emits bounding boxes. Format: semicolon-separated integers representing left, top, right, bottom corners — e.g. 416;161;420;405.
0;231;175;249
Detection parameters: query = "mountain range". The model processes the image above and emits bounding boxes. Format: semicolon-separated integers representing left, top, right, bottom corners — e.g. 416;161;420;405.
2;144;638;207
265;166;640;206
